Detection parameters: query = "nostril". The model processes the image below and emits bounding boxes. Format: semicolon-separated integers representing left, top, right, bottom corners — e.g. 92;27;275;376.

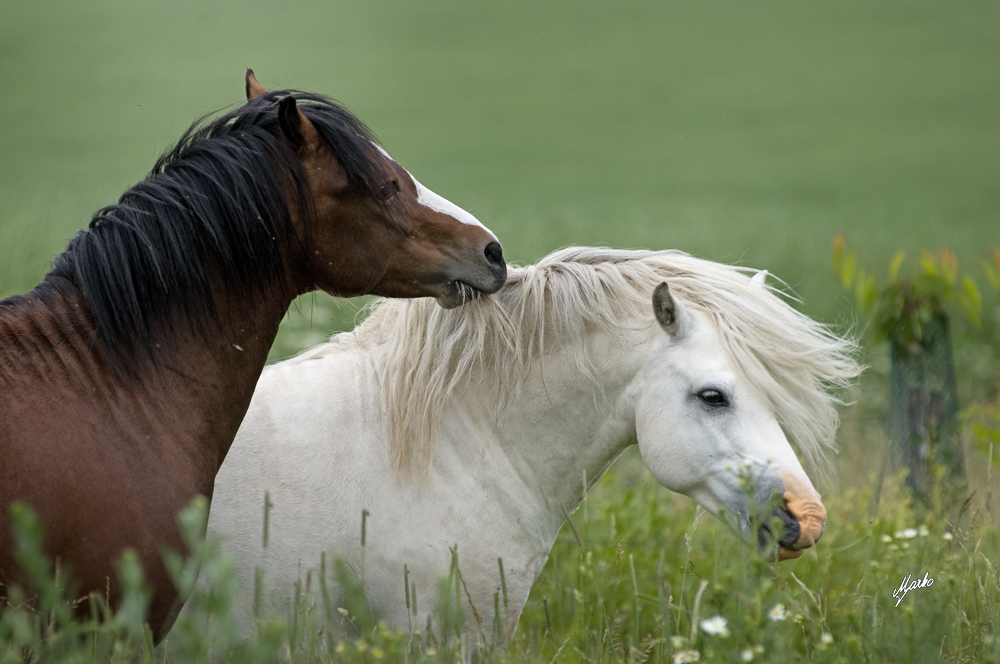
774;507;802;549
484;241;504;268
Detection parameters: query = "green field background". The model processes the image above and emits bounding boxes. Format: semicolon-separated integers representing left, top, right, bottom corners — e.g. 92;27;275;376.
2;0;998;361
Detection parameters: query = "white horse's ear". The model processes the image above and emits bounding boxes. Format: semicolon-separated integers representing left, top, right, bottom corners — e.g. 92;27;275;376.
750;270;769;290
652;282;686;336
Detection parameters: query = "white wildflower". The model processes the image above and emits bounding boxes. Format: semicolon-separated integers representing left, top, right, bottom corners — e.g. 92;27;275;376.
880;534;893;543
821;632;834;644
740;649;754;662
699;615;729;637
943;532;954;541
673;650;700;663
895;528;918;539
768;603;787;621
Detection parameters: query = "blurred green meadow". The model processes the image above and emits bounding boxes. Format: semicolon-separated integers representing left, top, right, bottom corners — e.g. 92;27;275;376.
3;0;999;355
3;1;1000;661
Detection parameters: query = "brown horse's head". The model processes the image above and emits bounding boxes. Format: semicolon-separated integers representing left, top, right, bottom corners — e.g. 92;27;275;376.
247;70;506;309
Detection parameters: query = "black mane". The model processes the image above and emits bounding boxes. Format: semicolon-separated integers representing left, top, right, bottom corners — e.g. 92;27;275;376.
4;90;387;365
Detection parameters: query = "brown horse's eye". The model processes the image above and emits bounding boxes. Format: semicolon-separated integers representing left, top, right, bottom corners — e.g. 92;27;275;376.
377;180;400;201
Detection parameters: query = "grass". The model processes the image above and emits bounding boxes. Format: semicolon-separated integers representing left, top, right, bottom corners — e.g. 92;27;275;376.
5;444;1000;663
3;0;1000;661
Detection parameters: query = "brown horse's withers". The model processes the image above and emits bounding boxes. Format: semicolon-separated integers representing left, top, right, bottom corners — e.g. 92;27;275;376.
0;71;506;638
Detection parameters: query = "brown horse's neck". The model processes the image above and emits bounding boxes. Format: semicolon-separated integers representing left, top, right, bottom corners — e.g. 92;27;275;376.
156;284;297;476
4;274;296;478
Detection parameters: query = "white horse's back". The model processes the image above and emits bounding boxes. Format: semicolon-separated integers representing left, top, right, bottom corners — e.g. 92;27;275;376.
209;345;550;635
208;350;389;628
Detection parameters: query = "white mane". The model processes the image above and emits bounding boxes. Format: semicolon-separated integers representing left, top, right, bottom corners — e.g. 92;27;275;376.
290;247;861;480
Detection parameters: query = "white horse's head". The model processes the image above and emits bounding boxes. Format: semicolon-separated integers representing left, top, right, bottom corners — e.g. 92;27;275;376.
634;281;826;559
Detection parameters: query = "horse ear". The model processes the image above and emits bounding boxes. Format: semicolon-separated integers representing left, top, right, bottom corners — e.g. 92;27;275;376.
278;96;324;157
245;68;267;101
652;281;686;336
750;270;769;290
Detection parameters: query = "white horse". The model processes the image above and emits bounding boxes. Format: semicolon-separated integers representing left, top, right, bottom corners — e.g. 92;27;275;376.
200;247;859;640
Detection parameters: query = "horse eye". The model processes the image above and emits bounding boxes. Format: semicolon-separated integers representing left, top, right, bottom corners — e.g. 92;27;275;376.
698;389;728;407
377;180;400;201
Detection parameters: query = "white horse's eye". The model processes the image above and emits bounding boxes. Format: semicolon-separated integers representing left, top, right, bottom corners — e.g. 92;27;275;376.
698;389;728;407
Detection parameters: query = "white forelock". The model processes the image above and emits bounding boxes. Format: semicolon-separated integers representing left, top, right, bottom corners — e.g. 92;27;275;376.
290;246;862;480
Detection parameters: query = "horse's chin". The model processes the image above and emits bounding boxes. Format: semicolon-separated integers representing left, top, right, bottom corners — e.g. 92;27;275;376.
436;281;483;309
757;504;822;561
778;547;805;560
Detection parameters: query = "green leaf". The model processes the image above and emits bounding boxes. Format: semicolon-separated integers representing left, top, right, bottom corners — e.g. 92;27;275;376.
114;549;153;643
9;502;52;594
841;253;857;290
856;273;878;314
983;262;1000;291
959;276;982;327
919;250;938;277
832;234;846;274
888;251;906;281
822;535;869;557
939;248;958;285
833;234;844;277
963;275;982;311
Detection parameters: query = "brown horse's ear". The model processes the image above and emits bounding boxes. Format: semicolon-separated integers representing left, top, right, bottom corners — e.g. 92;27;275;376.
246;68;267;101
278;96;324;157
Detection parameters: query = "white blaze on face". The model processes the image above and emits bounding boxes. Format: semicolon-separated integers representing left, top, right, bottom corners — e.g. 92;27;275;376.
373;144;497;240
410;173;495;238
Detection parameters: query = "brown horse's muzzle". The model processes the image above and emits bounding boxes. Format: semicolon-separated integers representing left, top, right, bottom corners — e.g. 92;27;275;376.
774;471;827;560
436;239;507;309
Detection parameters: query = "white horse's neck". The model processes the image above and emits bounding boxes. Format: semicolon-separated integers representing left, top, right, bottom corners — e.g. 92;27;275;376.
432;323;649;549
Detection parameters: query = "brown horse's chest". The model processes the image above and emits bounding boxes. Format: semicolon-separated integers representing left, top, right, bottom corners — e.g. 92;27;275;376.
0;285;281;637
0;361;218;631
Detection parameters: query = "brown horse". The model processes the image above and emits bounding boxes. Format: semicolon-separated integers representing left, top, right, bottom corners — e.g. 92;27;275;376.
0;71;506;637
